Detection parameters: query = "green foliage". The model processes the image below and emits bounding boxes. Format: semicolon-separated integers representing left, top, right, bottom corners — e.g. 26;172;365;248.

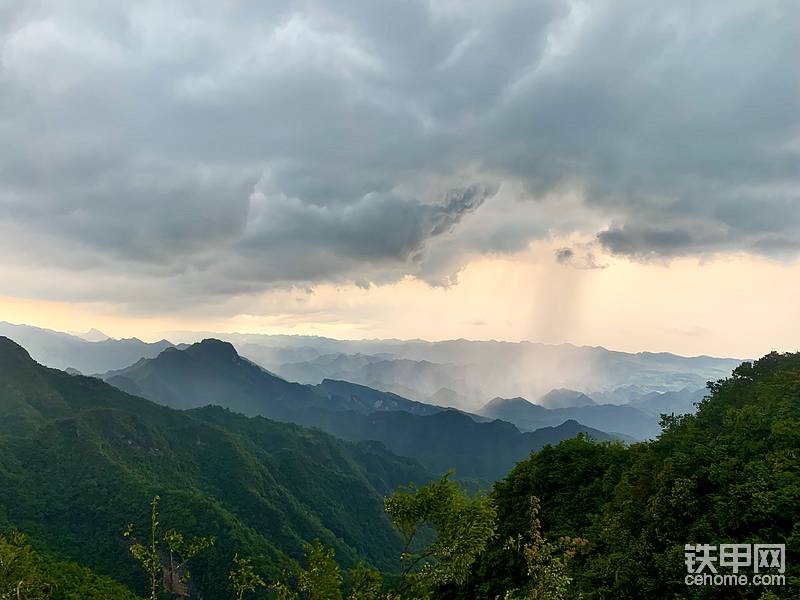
502;497;586;600
229;554;267;600
0;338;430;598
447;351;800;599
0;531;50;600
271;580;299;600
5;338;800;599
268;541;345;600
385;473;496;597
163;526;215;584
297;541;343;600
124;495;214;600
493;435;631;540
264;476;496;600
346;563;383;600
124;497;162;600
0;531;142;600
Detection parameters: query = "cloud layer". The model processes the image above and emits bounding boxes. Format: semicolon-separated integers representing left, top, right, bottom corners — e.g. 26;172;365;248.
0;0;797;309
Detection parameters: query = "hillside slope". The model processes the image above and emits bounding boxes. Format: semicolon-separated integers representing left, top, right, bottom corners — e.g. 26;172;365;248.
0;337;431;598
450;351;800;599
100;340;618;481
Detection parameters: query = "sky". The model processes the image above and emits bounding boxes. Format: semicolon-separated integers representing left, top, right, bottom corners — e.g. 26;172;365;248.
0;0;798;358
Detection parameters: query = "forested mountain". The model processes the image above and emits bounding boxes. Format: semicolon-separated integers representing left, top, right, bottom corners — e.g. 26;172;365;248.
479;396;658;440
0;336;431;598
103;339;442;418
2;333;797;598
290;407;614;481
445;351;800;599
102;339;326;414
100;339;617;480
316;379;444;416
0;532;143;599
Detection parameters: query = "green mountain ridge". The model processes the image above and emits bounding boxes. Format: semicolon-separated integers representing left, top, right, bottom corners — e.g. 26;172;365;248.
2;332;798;598
101;339;619;481
0;336;432;598
446;351;800;599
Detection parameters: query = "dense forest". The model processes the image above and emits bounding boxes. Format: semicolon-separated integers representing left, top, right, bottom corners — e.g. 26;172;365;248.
1;337;798;598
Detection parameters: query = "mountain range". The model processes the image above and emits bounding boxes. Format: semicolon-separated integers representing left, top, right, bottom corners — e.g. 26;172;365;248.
477;386;709;439
0;322;737;418
253;336;738;410
0;321;173;374
0;332;776;600
478;396;657;440
0;335;431;597
99;339;617;481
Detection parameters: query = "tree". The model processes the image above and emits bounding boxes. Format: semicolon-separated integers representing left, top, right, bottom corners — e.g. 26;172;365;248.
0;532;50;600
502;497;586;600
229;553;267;600
124;495;214;600
124;497;162;600
346;562;382;600
0;530;142;600
163;528;215;595
384;473;496;597
297;541;343;600
270;580;299;600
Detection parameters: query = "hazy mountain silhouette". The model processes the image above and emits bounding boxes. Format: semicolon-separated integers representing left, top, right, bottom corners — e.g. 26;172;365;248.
100;340;618;480
479;396;658;440
67;327;110;342
0;321;172;374
538;388;596;409
1;323;740;413
627;387;707;416
260;335;741;410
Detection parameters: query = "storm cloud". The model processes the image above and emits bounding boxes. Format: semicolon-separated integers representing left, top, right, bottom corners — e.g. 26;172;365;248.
0;0;797;308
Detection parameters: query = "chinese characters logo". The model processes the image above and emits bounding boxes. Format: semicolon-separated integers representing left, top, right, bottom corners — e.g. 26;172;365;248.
685;543;785;587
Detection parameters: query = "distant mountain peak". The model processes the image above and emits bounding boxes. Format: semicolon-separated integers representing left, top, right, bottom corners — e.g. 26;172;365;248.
480;396;536;413
539;388;596;409
186;338;239;359
490;396;532;406
68;328;110;342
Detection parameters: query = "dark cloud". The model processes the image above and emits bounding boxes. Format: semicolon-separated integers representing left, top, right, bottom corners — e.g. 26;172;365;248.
554;245;606;270
597;226;697;258
0;0;797;308
235;179;497;284
430;185;496;236
555;247;574;265
496;0;800;261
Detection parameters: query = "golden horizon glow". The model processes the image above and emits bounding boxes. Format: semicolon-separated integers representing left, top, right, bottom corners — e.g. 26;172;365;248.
2;242;799;359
